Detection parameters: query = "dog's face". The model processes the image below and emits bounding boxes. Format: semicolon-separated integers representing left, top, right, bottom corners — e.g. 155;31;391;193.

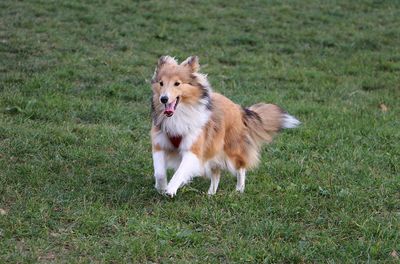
151;56;205;117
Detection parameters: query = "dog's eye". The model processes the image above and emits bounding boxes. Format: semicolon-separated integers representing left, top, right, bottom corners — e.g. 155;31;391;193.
174;82;180;86
160;81;163;86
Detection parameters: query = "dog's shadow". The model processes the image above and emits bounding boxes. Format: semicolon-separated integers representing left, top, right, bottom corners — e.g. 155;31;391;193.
92;171;237;208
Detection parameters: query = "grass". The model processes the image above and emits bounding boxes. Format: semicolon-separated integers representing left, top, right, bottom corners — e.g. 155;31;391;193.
1;0;399;262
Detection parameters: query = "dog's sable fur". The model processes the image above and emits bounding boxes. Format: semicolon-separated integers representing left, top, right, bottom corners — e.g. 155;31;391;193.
150;55;300;197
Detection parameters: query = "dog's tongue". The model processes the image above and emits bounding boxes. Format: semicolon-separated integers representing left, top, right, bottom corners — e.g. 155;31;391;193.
164;102;175;116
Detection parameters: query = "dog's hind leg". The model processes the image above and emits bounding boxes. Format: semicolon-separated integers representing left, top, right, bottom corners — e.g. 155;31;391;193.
236;168;246;193
207;168;221;195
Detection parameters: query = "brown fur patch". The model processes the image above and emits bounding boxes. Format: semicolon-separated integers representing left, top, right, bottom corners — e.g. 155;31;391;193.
246;103;284;143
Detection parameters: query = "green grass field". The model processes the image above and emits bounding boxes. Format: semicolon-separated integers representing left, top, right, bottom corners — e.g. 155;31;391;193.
1;0;399;262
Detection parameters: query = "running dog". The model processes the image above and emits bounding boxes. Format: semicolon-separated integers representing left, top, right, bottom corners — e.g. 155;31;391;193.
150;56;300;197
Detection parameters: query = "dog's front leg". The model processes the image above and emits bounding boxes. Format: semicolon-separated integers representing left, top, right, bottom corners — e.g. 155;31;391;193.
153;151;167;193
165;151;201;197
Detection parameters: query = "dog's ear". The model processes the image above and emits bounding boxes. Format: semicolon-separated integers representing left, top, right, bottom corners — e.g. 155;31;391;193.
181;56;200;72
152;56;177;82
157;55;177;68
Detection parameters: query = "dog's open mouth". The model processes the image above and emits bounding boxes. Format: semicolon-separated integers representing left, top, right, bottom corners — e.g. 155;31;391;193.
164;97;180;117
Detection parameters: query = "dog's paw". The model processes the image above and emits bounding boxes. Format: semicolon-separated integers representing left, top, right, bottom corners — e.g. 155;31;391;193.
155;184;166;193
207;189;216;195
165;190;176;198
155;187;166;195
155;178;167;194
236;185;245;193
165;186;178;198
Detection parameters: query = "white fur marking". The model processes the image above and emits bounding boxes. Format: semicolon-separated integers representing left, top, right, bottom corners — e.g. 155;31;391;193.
179;126;204;151
153;151;167;192
282;114;301;129
165;152;202;197
204;154;236;175
236;168;246;193
207;170;221;195
153;103;210;152
158;103;211;137
153;130;174;150
166;154;182;171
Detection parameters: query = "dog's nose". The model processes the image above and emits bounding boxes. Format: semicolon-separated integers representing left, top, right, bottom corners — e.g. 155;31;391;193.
160;95;169;104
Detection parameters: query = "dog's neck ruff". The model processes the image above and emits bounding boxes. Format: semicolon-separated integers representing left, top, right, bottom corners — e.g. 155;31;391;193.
157;103;211;137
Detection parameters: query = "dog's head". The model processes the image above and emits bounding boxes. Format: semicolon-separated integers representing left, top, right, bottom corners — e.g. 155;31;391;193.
151;56;211;118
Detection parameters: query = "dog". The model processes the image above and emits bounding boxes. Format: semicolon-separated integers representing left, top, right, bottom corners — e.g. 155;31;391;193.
150;55;300;197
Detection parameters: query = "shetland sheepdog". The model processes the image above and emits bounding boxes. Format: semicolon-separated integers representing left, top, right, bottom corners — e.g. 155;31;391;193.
150;56;300;197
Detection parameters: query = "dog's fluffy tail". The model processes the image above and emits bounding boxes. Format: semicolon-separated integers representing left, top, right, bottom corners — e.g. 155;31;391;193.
243;103;300;146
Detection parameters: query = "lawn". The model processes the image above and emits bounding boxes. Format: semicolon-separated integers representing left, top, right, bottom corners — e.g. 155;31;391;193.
1;0;399;262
